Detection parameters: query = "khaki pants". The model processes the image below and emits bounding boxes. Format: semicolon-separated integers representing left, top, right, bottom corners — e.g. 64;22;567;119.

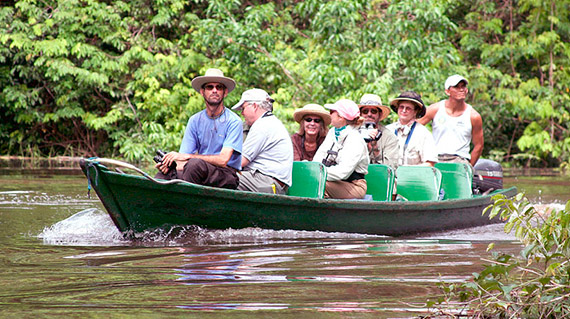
438;154;471;166
325;179;367;199
238;170;288;195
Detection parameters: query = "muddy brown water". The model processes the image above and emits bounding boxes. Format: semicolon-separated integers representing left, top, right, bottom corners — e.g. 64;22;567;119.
0;168;568;318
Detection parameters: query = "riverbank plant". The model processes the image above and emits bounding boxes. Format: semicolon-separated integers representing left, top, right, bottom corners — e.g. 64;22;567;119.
428;193;570;318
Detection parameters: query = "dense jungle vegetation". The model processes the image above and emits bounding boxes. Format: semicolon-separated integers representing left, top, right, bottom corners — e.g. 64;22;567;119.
0;0;569;168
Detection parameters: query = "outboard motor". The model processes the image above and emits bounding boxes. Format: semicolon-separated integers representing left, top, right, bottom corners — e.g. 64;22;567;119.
472;159;503;194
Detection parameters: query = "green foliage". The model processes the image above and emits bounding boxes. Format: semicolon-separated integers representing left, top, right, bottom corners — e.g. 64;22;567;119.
0;0;569;167
430;194;570;317
451;0;570;167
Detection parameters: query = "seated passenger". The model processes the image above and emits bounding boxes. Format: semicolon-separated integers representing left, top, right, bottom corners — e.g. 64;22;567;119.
154;68;242;189
386;91;437;167
313;99;369;199
291;104;331;161
357;94;399;169
232;89;293;194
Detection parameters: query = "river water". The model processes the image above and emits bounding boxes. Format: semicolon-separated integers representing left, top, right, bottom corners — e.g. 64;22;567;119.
0;169;568;318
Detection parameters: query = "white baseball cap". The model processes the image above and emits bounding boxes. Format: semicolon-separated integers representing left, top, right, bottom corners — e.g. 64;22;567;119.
232;88;273;110
444;74;468;90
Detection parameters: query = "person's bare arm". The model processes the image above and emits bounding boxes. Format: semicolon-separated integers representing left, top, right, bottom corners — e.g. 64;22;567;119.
241;156;250;168
417;103;439;126
470;110;484;166
156;147;235;174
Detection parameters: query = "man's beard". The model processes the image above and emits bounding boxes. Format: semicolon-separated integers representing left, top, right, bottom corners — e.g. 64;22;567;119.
206;94;223;107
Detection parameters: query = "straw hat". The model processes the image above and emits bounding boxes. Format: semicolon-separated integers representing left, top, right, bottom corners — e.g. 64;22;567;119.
191;68;236;93
389;91;426;118
358;94;391;121
293;104;331;127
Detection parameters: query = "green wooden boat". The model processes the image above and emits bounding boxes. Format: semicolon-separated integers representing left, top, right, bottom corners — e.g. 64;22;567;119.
80;158;517;237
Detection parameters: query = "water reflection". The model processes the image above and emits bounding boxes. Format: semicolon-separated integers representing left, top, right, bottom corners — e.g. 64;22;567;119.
2;172;569;317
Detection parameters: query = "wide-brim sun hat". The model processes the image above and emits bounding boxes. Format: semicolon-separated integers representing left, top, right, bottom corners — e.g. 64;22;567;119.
325;99;360;121
191;68;236;93
358;94;391;121
389;91;426;118
293;104;331;127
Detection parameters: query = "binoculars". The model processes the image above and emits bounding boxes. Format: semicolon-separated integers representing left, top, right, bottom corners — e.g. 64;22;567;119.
153;150;176;169
153;150;167;164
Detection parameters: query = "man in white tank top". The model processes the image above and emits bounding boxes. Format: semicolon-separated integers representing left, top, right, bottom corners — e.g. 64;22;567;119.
417;74;484;166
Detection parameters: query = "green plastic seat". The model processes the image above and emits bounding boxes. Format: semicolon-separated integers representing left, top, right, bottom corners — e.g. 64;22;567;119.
365;164;395;201
435;162;473;199
396;166;442;201
287;161;327;199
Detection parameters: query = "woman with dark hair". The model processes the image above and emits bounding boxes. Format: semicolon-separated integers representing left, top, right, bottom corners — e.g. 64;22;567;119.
291;104;331;161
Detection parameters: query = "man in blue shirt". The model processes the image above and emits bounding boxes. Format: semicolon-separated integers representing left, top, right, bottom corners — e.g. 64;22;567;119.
155;68;243;189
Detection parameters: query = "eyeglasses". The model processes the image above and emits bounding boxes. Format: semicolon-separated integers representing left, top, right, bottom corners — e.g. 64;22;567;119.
361;108;378;115
397;104;416;112
203;84;225;91
304;117;322;123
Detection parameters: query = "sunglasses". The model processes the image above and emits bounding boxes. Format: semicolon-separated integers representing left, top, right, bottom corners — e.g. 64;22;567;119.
361;108;379;115
203;84;225;91
304;117;322;123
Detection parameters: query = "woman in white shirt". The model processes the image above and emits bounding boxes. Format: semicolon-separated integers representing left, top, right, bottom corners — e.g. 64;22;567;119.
386;91;437;166
313;99;369;199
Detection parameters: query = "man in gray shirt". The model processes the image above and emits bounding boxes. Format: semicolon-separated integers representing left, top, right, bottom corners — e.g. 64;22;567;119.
232;88;293;194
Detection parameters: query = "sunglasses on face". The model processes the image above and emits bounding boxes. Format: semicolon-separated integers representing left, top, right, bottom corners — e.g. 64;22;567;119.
203;84;225;91
361;108;378;115
304;117;322;123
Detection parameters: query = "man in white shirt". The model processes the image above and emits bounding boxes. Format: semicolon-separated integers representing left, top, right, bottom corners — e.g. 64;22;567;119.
232;89;293;194
418;74;484;166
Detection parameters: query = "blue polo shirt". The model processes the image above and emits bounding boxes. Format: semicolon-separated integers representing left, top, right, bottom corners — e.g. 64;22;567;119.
179;108;243;170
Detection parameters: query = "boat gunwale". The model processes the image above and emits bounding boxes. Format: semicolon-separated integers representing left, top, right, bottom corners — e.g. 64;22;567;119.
89;162;517;211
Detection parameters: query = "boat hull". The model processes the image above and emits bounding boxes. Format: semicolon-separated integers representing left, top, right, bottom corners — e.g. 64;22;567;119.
80;159;517;236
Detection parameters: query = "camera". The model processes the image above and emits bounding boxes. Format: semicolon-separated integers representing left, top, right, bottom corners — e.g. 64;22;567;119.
364;122;377;129
153;150;176;169
322;150;338;167
361;122;381;142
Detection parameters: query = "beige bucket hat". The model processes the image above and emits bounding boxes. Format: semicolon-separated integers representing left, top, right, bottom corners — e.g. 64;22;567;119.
358;94;391;121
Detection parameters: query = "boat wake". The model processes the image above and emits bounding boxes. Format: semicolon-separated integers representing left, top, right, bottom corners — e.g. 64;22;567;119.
128;226;382;247
38;208;128;246
38;209;382;247
44;201;564;246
